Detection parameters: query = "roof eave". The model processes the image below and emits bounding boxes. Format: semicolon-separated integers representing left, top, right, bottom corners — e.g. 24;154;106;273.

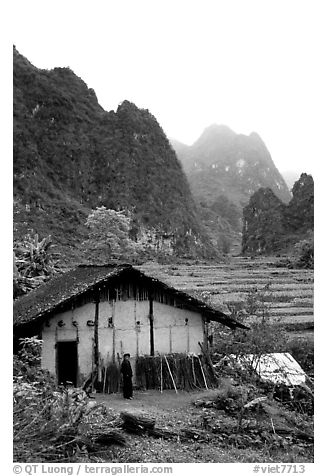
205;312;249;330
13;265;249;331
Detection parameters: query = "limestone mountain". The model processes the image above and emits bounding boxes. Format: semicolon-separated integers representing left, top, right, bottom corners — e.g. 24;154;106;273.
171;124;291;207
13;47;215;264
171;125;292;253
284;173;314;233
242;173;314;255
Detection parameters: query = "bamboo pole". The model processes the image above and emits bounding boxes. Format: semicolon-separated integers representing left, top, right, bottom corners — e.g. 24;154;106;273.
91;339;94;393
160;356;163;394
94;295;100;384
103;365;107;393
99;357;103;384
117;352;122;391
102;352;109;393
191;355;197;386
112;325;116;363
169;326;172;353
198;356;208;390
164;355;178;394
149;292;154;356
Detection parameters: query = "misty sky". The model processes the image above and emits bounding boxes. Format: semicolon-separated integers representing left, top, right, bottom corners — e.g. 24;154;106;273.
12;0;326;175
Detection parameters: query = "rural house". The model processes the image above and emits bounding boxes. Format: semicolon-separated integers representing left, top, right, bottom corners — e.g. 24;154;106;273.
13;264;246;387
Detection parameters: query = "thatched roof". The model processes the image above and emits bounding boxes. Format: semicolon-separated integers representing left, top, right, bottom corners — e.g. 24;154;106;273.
13;264;247;330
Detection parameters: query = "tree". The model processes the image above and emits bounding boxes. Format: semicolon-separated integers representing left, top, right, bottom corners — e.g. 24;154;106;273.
294;231;314;269
82;206;143;263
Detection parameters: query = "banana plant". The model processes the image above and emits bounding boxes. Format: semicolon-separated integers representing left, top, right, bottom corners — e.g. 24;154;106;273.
13;233;58;298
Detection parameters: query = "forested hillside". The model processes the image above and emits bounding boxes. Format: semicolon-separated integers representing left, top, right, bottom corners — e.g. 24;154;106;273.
242;173;314;257
13;47;215;264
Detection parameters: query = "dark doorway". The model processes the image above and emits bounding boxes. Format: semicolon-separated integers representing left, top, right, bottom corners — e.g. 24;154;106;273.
56;341;78;386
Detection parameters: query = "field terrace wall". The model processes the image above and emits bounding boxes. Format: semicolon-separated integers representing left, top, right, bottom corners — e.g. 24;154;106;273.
14;265;246;387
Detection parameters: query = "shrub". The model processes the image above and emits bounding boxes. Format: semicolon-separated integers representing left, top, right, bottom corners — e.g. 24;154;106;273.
13;336;49;383
287;338;314;374
13;337;123;462
211;285;288;357
294;235;314;269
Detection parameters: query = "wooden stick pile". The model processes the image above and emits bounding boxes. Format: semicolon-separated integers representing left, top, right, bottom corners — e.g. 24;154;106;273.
92;360;121;394
101;362;120;394
135;353;217;391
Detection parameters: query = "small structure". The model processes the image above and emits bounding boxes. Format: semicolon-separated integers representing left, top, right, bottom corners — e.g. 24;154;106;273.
242;353;306;386
220;353;306;386
14;264;246;388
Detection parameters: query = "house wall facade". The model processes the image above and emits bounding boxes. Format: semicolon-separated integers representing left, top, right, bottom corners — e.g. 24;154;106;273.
41;282;205;385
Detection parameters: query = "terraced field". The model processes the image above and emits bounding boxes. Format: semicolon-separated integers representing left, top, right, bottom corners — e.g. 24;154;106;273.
140;256;314;340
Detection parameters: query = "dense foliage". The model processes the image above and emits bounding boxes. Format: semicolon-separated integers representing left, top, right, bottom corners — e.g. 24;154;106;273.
13;233;59;298
196;198;241;255
242;174;314;260
13;47;215;264
294;233;314;269
241;188;286;254
14;338;124;462
209;195;241;230
82;207;143;264
284;173;314;232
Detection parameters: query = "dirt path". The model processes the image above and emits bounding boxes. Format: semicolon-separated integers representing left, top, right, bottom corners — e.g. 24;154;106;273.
93;388;312;463
95;388;217;420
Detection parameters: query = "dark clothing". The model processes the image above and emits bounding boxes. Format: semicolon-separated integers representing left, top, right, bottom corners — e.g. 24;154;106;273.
121;360;133;399
122;376;133;399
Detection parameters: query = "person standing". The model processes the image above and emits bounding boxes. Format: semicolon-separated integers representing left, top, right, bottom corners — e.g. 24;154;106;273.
120;353;133;399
